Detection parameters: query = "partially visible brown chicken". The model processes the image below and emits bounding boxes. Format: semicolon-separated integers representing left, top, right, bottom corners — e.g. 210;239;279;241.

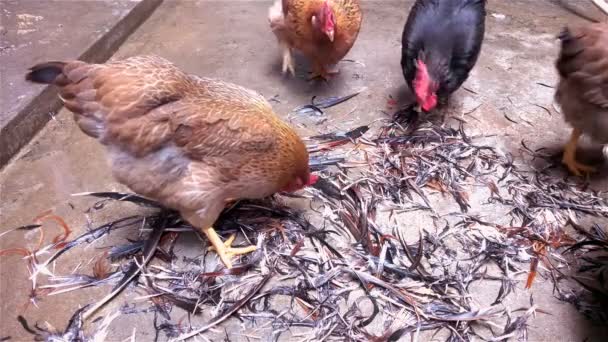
555;23;608;176
26;55;317;268
268;0;362;80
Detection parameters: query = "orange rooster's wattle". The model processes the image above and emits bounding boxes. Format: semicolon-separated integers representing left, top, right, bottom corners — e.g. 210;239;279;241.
269;0;362;80
26;55;317;268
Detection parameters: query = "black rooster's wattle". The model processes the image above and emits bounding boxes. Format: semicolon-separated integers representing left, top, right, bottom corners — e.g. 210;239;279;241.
401;0;486;108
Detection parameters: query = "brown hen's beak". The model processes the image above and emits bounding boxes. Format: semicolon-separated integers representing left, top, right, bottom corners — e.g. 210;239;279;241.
326;29;334;42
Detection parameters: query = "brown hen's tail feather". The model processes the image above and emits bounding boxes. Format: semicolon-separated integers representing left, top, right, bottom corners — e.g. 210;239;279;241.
26;60;104;139
25;62;67;84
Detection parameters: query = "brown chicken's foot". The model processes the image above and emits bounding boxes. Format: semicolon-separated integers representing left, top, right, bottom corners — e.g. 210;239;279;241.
203;227;256;269
308;65;339;81
562;128;596;176
282;47;295;77
562;155;596;176
325;64;340;74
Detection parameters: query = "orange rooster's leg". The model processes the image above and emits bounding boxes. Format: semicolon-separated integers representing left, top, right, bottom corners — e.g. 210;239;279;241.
562;128;596;176
203;227;256;269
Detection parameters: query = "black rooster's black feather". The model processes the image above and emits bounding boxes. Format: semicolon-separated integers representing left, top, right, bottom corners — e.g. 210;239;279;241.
401;0;486;103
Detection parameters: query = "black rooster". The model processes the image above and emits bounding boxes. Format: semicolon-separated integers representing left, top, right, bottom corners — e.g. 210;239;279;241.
401;0;486;112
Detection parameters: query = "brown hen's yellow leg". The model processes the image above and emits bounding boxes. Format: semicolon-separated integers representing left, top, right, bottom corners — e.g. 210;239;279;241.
562;128;596;176
202;227;256;269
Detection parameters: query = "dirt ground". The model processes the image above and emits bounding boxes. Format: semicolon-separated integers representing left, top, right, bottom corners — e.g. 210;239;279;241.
2;0;608;341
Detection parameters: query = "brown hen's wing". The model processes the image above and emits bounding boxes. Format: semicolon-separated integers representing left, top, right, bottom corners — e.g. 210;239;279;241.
28;55;281;165
97;71;281;167
168;76;279;164
27;55;193;155
557;24;608;108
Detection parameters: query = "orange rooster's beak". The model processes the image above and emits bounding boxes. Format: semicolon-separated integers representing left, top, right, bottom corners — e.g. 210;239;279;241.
326;29;334;42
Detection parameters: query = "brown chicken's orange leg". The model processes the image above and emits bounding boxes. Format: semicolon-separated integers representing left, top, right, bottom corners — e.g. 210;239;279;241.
562;128;596;176
202;227;256;269
281;44;295;77
308;63;339;81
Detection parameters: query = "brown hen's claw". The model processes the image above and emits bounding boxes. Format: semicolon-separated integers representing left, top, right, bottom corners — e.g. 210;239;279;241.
562;128;597;176
203;228;256;269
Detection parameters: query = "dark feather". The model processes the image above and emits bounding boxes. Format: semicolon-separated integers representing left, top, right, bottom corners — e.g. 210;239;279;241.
401;0;486;101
25;61;66;84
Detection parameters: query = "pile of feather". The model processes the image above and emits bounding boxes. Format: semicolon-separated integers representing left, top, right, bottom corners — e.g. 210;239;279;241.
3;97;608;342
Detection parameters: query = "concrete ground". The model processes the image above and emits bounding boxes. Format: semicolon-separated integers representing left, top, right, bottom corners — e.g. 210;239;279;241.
0;0;161;167
2;0;608;341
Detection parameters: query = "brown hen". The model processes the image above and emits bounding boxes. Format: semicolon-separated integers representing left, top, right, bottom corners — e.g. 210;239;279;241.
555;23;608;176
268;0;362;80
26;55;316;268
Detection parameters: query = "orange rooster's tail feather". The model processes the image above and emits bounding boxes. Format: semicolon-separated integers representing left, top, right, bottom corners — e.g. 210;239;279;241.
25;61;66;84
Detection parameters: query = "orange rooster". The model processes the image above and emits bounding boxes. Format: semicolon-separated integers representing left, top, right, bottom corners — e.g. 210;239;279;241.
268;0;362;80
26;55;317;268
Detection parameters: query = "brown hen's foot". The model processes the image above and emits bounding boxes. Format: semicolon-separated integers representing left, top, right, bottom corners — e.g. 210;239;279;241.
202;227;256;269
562;128;596;176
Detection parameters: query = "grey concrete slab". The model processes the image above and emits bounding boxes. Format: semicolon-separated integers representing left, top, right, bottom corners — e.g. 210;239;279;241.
2;0;608;341
0;0;162;167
